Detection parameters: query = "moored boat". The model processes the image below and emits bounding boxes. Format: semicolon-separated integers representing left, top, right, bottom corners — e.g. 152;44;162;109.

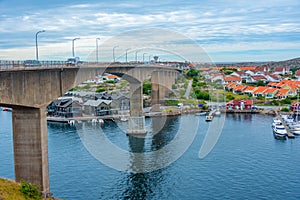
215;109;221;116
195;112;206;116
272;124;287;140
205;115;213;122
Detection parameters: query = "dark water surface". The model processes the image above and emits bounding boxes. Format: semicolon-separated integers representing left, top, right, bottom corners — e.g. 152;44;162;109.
1;111;300;200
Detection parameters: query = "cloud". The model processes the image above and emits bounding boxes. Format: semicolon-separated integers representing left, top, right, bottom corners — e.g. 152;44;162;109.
0;0;300;62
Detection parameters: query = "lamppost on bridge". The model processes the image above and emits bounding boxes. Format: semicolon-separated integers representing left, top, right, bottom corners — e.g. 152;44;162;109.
35;30;45;61
148;55;153;63
125;48;131;63
72;37;80;57
113;45;119;62
143;53;147;63
96;37;100;63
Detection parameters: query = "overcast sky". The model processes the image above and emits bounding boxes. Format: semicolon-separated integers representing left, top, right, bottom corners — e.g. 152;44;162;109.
1;0;300;62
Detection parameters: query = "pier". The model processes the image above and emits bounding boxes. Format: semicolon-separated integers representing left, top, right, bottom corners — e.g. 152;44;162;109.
277;114;295;139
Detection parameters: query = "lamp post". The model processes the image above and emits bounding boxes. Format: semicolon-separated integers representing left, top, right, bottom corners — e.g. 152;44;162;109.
125;48;131;63
143;53;147;63
148;55;152;63
113;45;118;62
35;30;45;61
96;37;100;63
72;37;80;57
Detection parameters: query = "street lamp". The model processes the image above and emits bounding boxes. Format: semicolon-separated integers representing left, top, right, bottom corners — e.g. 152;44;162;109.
125;48;131;63
35;30;45;61
72;37;80;57
143;53;147;63
96;38;100;63
113;45;119;62
148;55;152;63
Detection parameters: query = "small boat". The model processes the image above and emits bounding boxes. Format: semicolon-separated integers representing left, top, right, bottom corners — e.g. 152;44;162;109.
120;116;128;122
215;109;221;116
290;129;300;135
195;112;206;116
205;115;213;122
281;115;294;123
272;124;287;140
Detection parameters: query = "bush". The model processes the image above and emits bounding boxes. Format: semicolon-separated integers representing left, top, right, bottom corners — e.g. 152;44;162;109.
143;82;152;95
281;107;290;112
186;68;199;78
226;94;235;101
281;98;292;105
165;100;179;106
19;180;41;200
96;87;106;93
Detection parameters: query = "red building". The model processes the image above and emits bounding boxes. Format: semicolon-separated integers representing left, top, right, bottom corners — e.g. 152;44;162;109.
290;102;300;112
226;100;253;110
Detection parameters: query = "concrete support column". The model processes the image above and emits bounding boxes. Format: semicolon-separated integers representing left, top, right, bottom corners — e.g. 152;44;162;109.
12;107;50;196
127;82;147;135
151;71;160;112
158;71;166;102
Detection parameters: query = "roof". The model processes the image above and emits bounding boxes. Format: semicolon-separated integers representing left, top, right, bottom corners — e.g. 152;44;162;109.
224;76;242;82
253;86;268;94
273;67;288;72
83;99;111;107
54;99;82;108
268;74;281;80
233;85;247;91
243;86;257;91
276;89;290;97
227;99;253;105
263;88;278;94
107;75;118;79
251;75;267;81
199;67;211;71
225;82;237;88
238;66;257;71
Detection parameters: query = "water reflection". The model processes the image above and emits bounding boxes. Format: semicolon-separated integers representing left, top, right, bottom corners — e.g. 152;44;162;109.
121;116;182;199
226;113;253;122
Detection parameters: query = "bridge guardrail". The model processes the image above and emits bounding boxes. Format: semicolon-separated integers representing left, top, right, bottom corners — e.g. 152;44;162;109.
0;60;183;71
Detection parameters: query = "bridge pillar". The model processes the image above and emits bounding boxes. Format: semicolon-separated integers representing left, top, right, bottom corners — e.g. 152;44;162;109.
12;107;51;196
127;82;147;135
151;71;160;112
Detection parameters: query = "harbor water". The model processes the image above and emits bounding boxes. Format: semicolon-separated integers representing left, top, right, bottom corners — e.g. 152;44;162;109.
1;111;300;199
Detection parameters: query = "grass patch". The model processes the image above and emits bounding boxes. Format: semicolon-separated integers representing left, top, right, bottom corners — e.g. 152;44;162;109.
0;178;35;200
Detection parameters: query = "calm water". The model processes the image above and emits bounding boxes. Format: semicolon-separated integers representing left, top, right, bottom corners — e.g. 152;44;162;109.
1;111;300;199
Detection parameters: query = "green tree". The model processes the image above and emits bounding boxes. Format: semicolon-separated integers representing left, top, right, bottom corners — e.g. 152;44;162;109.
143;81;152;95
281;97;292;105
186;68;199;78
256;81;266;86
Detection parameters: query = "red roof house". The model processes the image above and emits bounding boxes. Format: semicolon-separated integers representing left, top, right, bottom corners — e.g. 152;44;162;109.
226;99;253;110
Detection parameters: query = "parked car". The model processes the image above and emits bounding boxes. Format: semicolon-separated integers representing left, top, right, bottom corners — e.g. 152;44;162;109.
23;60;41;67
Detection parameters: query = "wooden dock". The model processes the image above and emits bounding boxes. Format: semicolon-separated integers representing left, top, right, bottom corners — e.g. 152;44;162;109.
277;114;295;139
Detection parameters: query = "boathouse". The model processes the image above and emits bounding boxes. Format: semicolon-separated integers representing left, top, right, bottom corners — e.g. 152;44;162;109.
226;99;253;110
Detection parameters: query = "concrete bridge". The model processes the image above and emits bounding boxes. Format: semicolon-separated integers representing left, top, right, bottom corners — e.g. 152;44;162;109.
0;61;180;196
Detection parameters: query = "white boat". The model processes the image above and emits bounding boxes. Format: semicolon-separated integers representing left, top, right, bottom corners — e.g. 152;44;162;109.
205;115;213;122
195;112;206;116
120;116;128;122
281;115;294;123
272;124;287;139
290;129;300;135
272;118;282;125
215;109;221;116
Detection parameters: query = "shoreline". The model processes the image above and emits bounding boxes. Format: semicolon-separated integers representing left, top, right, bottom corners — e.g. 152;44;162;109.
46;107;291;124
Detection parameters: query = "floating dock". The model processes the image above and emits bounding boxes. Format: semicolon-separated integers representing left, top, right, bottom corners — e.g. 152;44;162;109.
277;114;295;139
